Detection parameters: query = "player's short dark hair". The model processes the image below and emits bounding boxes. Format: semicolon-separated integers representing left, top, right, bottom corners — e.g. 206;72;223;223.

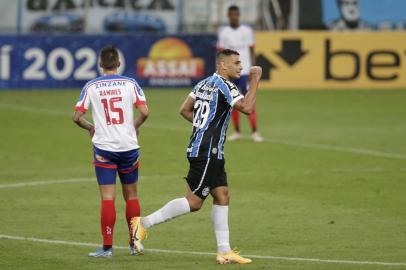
216;49;240;60
100;45;119;70
228;5;240;13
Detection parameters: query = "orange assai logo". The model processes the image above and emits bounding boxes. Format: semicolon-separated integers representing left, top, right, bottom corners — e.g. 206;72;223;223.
137;38;205;85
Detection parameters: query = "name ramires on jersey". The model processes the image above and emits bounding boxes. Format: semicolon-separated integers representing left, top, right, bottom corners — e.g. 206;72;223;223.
95;80;126;89
99;89;122;96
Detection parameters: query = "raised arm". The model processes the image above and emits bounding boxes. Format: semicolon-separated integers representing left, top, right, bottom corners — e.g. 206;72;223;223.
179;96;195;123
72;111;95;137
233;66;262;115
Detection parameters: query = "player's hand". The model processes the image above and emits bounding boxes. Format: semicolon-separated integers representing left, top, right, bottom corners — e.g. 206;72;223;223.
89;126;95;137
249;66;262;81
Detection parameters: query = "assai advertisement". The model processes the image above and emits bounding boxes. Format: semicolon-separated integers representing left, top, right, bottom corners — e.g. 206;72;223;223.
0;34;216;89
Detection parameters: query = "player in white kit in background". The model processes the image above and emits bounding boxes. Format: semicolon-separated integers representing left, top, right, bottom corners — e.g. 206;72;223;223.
73;46;149;257
217;5;263;142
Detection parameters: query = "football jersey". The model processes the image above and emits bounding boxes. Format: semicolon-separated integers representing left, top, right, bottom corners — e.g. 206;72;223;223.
217;24;255;75
75;74;147;152
187;73;244;159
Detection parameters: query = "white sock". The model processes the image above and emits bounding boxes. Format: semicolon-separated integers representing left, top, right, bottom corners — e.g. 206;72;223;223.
212;204;231;253
142;197;190;229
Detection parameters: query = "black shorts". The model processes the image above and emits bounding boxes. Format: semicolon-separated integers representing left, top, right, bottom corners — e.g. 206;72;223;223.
185;158;228;199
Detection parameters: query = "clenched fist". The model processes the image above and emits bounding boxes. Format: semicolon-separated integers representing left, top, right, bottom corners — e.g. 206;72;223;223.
249;66;262;80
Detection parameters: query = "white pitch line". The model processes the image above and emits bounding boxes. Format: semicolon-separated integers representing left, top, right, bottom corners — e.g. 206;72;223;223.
265;138;406;160
0;103;69;117
129;125;406;160
0;234;405;267
0;178;94;188
2;102;406;160
0;174;180;189
2;166;406;189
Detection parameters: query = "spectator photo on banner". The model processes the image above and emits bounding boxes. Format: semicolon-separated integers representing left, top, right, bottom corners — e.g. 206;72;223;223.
323;0;406;30
326;0;371;30
20;0;178;34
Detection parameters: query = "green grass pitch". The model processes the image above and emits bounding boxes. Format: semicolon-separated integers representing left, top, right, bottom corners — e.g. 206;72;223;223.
0;88;405;270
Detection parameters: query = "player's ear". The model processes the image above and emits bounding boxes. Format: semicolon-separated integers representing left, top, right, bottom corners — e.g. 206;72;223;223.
117;61;121;68
219;60;227;70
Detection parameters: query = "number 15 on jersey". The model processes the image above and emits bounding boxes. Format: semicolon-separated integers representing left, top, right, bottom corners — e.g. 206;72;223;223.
101;97;124;125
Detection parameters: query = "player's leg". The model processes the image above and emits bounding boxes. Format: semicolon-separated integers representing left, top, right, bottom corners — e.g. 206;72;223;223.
210;186;231;253
118;149;142;254
140;186;201;229
121;182;140;230
140;167;210;230
248;108;257;133
130;190;194;249
88;148;118;257
130;188;202;248
141;157;213;228
121;182;141;254
98;183;117;252
211;186;251;264
229;109;241;139
248;107;263;142
210;159;251;264
209;159;231;255
130;158;211;246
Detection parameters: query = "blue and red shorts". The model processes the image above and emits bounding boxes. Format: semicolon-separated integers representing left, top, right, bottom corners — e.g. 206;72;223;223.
93;146;140;185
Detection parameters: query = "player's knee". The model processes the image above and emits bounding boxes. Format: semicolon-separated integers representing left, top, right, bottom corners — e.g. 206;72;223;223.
213;196;229;205
124;193;138;201
223;194;230;205
101;194;115;200
122;183;138;200
99;184;116;200
213;189;230;205
186;198;203;212
190;206;199;212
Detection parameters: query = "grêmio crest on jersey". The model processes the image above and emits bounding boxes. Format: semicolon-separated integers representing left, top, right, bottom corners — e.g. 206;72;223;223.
223;79;240;99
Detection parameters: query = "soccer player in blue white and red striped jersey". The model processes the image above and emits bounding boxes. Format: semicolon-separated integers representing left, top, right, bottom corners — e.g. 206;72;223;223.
130;49;262;264
73;46;149;257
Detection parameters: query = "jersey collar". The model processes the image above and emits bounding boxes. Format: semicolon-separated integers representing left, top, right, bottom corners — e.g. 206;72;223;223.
214;73;229;81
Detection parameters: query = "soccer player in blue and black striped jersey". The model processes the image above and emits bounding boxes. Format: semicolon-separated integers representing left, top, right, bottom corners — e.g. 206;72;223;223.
130;49;262;264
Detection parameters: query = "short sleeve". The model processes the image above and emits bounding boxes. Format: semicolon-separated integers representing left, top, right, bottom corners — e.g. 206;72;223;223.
219;80;244;107
189;80;205;99
132;81;147;107
189;86;197;99
189;90;196;99
217;26;226;49
247;26;255;48
74;83;91;112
